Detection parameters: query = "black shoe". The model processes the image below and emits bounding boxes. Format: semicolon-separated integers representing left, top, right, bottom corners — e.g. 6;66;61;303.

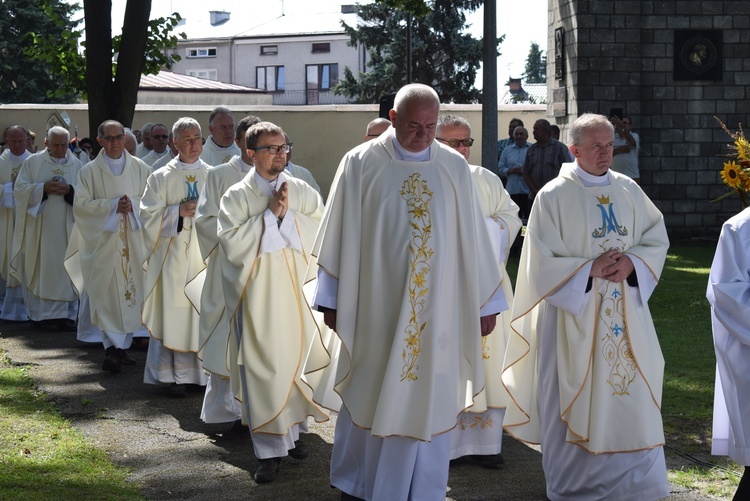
288;438;309;459
102;347;121;374
469;453;504;468
56;318;77;331
168;383;187;398
117;349;136;366
227;419;249;435
130;337;150;351
254;457;281;483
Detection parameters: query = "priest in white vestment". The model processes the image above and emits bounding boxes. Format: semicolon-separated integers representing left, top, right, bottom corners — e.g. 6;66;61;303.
0;126;30;321
140;124;171;167
11;127;82;328
151;132;177;172
195;115;260;426
282;133;322;195
65;121;151;374
135;123;154;159
502;113;670;501
312;84;506;500
708;206;750;500
140;117;209;397
217;121;330;483
435;115;522;467
199;107;241;166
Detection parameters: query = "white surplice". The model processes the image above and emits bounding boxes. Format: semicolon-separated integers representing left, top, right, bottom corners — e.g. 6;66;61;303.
502;163;670;500
11;149;81;321
708;207;750;466
199;136;241;167
140;158;208;385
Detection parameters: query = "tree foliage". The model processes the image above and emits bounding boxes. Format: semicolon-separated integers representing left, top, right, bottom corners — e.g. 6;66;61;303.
0;0;80;103
334;0;494;104
22;0;185;136
523;41;546;84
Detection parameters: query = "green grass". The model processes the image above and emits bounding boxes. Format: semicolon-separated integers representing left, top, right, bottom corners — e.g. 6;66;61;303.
0;350;144;501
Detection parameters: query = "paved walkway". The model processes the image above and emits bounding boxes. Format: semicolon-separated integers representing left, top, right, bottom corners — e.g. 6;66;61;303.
0;319;717;500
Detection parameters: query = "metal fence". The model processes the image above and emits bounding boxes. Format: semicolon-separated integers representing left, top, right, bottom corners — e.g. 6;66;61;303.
271;90;351;106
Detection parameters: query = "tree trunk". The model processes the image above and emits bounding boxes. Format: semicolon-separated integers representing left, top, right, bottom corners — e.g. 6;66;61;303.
114;0;152;128
84;0;114;138
83;0;151;136
481;0;499;175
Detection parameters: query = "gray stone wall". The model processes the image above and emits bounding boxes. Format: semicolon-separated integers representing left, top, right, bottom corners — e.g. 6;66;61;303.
549;0;749;240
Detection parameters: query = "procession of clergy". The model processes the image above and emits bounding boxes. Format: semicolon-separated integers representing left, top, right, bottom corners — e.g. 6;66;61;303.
0;83;746;501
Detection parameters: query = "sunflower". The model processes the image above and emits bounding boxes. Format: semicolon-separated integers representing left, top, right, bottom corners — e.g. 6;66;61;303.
721;160;744;189
735;136;750;160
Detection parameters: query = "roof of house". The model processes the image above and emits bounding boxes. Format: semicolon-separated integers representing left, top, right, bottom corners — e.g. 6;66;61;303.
176;3;361;40
499;82;548;104
139;71;264;92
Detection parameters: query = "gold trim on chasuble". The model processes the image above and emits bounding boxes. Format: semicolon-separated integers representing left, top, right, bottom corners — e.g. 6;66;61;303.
591;193;635;396
457;412;494;431
399;173;434;382
119;217;138;308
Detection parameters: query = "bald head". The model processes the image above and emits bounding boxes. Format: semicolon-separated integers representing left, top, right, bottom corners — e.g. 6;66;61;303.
365;118;391;142
5;126;28;156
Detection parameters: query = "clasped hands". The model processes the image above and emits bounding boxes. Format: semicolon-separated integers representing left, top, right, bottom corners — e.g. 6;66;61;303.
116;195;133;215
269;181;288;220
590;248;634;283
43;179;71;196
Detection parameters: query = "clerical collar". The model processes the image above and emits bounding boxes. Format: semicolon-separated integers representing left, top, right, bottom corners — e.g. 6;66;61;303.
254;170;284;196
391;131;430;161
47;151;68;165
210;137;233;150
9;150;29;161
574;163;611;187
177;158;202;170
104;153;126;175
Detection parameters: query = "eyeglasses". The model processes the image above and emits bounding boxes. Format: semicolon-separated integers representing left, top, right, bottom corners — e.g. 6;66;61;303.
151;134;169;140
621;121;631;125
252;143;292;155
437;137;474;148
100;134;125;142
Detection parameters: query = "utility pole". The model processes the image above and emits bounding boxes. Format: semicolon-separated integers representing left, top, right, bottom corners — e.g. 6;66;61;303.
481;0;499;175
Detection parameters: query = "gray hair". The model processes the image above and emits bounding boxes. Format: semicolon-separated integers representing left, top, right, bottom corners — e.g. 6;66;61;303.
172;117;202;141
47;126;70;142
393;84;439;114
209;106;232;126
245;122;284;150
140;122;155;134
123;127;137;142
437;114;471;134
569;114;614;146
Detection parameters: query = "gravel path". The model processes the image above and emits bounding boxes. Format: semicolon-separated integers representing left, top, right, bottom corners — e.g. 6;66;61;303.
0;319;719;500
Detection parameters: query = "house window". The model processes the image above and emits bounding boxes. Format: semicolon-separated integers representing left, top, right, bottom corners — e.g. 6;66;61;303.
186;47;217;58
256;66;285;91
186;69;218;81
260;45;278;55
312;42;330;53
306;63;338;91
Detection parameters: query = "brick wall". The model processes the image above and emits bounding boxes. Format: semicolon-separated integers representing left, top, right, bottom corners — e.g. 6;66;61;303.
550;0;750;239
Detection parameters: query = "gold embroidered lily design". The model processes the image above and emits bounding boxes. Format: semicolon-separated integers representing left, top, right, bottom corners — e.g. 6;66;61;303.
399;173;433;382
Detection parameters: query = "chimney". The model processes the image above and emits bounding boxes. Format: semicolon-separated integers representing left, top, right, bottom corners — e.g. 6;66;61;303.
210;11;230;26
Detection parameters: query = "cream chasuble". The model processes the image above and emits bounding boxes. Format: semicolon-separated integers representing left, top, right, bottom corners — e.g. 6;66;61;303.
312;135;503;442
194;157;247;377
218;170;329;435
0;149;28;287
452;164;521;454
11;149;82;303
502;163;669;453
708;207;750;465
65;151;150;333
140;159;208;352
200;136;241;167
286;161;321;195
